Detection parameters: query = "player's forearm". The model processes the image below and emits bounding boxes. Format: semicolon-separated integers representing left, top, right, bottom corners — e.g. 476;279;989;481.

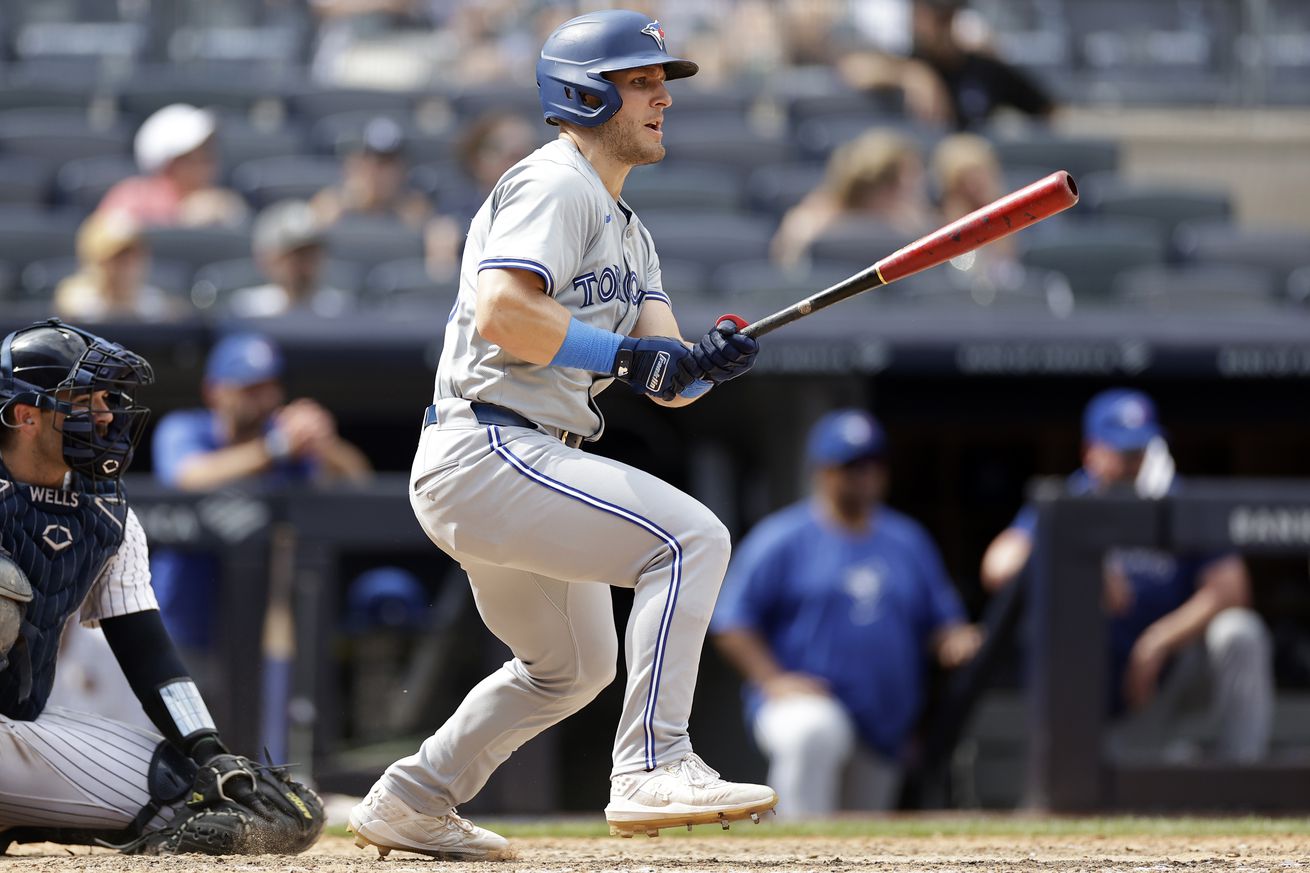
980;528;1032;592
1144;556;1250;655
713;628;787;686
172;441;276;491
475;269;572;365
321;439;373;482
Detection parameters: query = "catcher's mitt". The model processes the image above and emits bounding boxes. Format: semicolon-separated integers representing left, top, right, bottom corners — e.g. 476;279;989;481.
131;754;324;855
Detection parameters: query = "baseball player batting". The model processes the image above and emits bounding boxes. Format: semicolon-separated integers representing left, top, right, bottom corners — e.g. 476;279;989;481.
348;9;775;859
0;319;324;856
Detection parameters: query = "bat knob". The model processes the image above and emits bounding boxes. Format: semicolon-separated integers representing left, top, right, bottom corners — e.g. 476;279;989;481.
716;314;749;332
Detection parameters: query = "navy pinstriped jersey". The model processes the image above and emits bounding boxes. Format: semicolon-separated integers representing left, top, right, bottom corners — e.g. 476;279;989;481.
0;456;130;720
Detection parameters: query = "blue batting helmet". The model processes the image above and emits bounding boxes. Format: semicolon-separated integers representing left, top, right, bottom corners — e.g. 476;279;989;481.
0;318;154;481
537;10;698;128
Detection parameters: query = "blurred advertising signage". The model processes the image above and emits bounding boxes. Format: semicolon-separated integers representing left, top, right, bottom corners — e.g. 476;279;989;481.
1228;506;1310;546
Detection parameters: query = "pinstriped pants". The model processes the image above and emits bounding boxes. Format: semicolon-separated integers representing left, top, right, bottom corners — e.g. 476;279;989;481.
0;707;161;830
379;423;731;817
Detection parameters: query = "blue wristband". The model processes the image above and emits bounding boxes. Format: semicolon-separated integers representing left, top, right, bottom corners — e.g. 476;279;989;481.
679;378;713;399
549;318;625;373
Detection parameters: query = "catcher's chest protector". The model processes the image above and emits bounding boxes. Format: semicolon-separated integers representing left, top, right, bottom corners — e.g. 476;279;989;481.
0;458;127;720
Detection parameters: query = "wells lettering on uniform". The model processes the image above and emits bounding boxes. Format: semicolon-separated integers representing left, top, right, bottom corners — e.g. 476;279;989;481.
27;486;80;508
571;266;644;307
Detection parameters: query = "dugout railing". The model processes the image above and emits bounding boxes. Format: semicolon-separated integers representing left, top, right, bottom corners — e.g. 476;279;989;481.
1028;477;1310;812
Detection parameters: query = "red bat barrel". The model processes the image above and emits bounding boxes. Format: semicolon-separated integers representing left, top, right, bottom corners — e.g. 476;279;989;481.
875;170;1079;283
738;171;1079;339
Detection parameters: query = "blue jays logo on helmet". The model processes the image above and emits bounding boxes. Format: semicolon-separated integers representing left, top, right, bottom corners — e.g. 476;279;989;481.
641;21;667;51
537;9;698;128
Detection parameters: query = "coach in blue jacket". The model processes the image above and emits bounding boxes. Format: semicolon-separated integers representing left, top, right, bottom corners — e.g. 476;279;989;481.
712;409;980;816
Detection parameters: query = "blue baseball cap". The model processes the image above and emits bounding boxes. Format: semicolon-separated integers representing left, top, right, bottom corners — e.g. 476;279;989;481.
344;567;429;632
1083;388;1161;451
204;333;283;386
807;409;887;467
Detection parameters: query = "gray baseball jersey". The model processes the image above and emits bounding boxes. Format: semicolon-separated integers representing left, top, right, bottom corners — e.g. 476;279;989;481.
434;138;670;440
375;136;734;815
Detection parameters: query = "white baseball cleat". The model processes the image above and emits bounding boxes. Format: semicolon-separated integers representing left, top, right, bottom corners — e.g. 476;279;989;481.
605;752;778;837
347;786;513;860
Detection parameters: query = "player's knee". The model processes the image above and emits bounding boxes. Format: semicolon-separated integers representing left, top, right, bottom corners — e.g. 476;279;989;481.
762;696;856;764
684;508;731;571
1207;607;1270;666
572;647;618;700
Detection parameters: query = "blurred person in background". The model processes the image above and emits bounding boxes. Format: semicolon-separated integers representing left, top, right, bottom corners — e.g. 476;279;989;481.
771;129;934;267
229;200;353;318
713;409;981;816
980;388;1274;762
310;116;463;273
908;0;1054;130
311;116;433;230
928;132;1020;281
448;111;542;227
98;104;249;229
150;333;371;667
53;211;182;323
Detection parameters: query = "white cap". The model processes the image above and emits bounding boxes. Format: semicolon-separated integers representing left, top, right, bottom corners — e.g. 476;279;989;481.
134;104;217;174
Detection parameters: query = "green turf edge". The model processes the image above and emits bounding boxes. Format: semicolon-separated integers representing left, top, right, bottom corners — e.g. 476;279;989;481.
327;814;1310;841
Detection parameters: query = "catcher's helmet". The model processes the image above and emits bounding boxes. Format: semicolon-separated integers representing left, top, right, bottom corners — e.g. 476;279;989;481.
537;10;698;128
0;318;154;481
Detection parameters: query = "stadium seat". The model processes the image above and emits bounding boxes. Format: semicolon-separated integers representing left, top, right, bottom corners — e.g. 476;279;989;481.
286;88;419;126
657;260;709;298
990;135;1120;181
0;261;17;301
0;109;131;172
1288;266;1310;305
1112;263;1277;312
19;256;193;301
449;86;542;122
0;207;80;278
0;156;53;207
1087;184;1232;256
54;155;139;213
659;120;795;175
794;117;943;162
309;111;455;164
785;89;905;129
323;216;425;271
806;218;917;268
0;83;90;112
190;257;363;312
1019;221;1166;302
143;226;253;275
898;264;1076;316
365;258;459;307
116;68;285;120
1174;221;1310;292
635;211;775;271
745;162;826;218
231;156;341;211
622;163;743;214
215;117;309;174
709;258;868;306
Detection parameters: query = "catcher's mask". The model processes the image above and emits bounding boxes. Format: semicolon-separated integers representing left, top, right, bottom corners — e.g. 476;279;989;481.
0;318;154;482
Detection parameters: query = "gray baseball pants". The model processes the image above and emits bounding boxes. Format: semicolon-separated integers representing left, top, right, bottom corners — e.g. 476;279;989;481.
380;416;730;816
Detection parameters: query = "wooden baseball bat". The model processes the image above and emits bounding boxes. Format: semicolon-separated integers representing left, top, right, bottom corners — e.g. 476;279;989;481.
728;170;1079;339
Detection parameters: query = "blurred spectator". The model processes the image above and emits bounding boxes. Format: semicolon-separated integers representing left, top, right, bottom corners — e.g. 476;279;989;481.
839;0;1054;130
448;111;541;226
98;104;249;229
908;0;1054;130
229;200;353;318
772;130;934;267
309;116;462;273
980;389;1274;762
311;117;432;230
713;409;981;816
150;334;372;659
53;211;182;322
929;132;1017;274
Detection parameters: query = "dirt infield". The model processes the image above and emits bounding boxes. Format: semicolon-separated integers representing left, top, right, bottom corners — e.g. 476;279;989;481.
6;831;1309;872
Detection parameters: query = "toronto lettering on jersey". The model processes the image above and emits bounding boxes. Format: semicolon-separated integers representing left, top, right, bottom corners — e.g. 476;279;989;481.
27;486;80;508
571;265;644;307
